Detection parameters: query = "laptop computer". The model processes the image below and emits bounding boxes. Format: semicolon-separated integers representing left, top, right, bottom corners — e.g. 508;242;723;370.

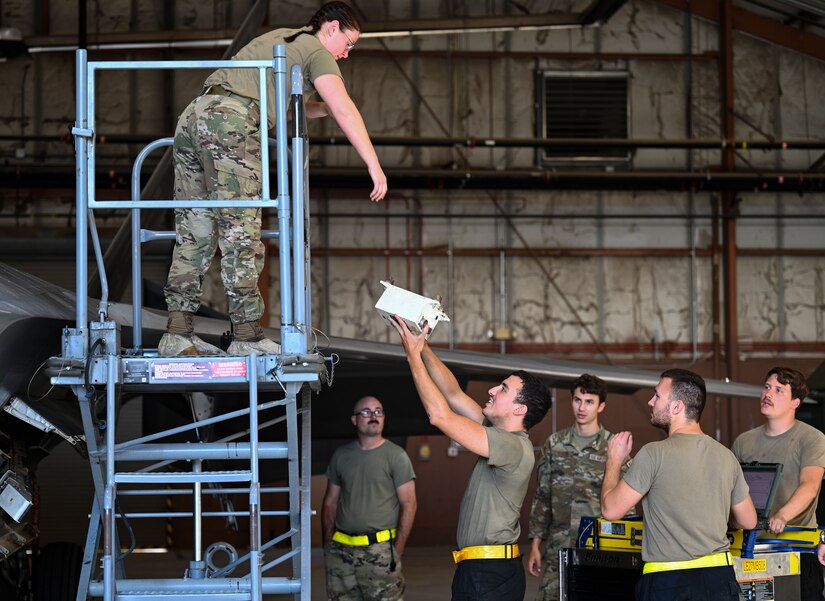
740;462;782;530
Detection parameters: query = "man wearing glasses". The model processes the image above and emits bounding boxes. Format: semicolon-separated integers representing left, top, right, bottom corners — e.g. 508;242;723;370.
322;396;417;601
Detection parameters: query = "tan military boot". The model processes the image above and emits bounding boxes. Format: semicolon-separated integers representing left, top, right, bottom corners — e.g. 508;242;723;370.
158;311;225;356
227;320;280;356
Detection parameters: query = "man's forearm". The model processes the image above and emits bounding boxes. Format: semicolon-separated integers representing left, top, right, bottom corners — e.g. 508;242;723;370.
321;506;337;544
420;344;481;420
395;502;417;554
421;344;462;398
408;351;453;425
600;457;622;511
775;481;821;525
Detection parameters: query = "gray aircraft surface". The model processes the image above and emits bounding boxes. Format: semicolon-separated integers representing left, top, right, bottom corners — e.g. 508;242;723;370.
0;261;764;599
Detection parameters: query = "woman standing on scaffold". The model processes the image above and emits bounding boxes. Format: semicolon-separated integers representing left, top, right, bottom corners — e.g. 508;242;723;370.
160;1;386;357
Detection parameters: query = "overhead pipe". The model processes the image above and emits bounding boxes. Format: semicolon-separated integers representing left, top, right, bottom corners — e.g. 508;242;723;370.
6;165;825;192
310;211;825;220
3;209;824;222
7;133;825;150
315;135;825;150
1;240;823;260
309;247;825;259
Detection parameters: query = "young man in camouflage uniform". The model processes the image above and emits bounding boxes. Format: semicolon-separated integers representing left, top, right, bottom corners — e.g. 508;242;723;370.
527;374;631;601
321;396;417;601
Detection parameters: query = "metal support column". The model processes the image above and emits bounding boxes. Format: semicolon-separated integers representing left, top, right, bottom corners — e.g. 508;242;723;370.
719;0;740;443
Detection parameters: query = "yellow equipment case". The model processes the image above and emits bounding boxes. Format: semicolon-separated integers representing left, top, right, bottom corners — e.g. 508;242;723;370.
577;516;643;553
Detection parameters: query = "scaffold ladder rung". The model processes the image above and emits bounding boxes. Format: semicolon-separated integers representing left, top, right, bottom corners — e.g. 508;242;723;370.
112;442;289;461
86;575;302;598
113;470;252;484
93;593;251;601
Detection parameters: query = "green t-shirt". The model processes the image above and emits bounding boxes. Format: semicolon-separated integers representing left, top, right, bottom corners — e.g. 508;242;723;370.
571;431;599;453
456;427;535;549
624;433;749;562
204;27;341;129
325;439;415;534
732;420;825;527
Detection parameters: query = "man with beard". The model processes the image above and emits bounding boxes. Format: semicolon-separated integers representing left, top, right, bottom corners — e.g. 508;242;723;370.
526;373;632;600
601;368;757;601
322;396;417;601
732;367;825;601
390;317;551;601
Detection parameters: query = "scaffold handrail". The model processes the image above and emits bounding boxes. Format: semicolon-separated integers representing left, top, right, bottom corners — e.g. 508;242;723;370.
73;45;311;358
74;49;283;328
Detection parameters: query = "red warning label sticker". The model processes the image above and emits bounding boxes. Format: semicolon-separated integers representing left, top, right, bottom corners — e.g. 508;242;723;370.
152;360;247;380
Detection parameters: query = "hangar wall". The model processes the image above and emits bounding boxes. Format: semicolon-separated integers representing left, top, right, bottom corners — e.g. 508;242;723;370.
0;0;823;363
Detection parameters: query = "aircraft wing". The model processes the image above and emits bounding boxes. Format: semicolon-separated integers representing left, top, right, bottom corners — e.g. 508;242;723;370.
0;261;763;445
321;333;763;398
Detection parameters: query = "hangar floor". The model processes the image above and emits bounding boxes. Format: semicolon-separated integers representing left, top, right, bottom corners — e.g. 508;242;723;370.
125;545;542;600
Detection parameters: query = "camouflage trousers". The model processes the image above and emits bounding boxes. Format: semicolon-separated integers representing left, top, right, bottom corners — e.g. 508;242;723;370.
535;555;560;601
324;540;405;601
534;528;570;601
164;93;265;324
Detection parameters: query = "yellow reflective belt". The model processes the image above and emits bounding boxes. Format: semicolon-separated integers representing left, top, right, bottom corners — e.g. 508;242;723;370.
332;529;396;547
643;551;732;575
452;544;520;564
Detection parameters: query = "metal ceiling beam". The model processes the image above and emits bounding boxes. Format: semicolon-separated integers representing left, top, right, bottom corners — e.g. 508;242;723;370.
361;13;583;32
24;13;584;53
744;0;825;27
772;0;825;19
654;0;825;61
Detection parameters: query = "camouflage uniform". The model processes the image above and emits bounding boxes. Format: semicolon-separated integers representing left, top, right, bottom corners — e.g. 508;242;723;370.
164;93;265;325
324;540;404;601
528;426;631;601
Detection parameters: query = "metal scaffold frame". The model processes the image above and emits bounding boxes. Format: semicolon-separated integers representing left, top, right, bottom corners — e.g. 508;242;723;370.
51;45;323;600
